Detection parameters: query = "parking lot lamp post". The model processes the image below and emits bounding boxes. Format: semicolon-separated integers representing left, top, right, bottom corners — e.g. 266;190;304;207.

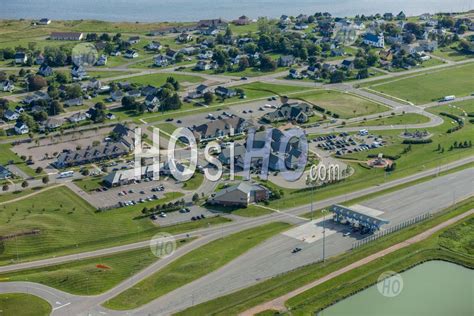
322;209;327;262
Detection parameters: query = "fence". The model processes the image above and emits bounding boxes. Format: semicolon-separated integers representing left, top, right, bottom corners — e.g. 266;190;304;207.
352;212;431;249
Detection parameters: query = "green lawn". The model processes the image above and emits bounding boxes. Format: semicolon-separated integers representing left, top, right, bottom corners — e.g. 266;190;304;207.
0;239;192;295
182;173;204;190
432;46;474;62
103;222;292;310
0;293;51;316
121;73;204;87
366;63;474;104
0;186;229;265
293;90;389;119
175;198;474;316
72;176;104;192
348;113;431;127
0;144;37;178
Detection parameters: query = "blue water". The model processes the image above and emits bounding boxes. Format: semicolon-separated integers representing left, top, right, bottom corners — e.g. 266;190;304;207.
0;0;473;22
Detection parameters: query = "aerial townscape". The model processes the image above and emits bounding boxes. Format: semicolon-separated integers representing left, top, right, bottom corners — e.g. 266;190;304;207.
0;4;472;316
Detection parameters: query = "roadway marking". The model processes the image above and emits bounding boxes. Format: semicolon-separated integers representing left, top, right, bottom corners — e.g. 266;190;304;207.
53;302;71;311
253;204;309;222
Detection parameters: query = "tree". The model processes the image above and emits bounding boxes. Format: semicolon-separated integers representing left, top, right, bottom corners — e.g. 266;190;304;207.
35;167;43;174
48;100;63;116
330;70;345;83
21;180;29;188
122;96;137;110
27;75;47;91
66;84;83;99
55;72;68;84
259;54;277;71
192;193;199;203
166;77;180;90
203;91;215;105
42;175;49;184
2;184;8;191
238;56;250;71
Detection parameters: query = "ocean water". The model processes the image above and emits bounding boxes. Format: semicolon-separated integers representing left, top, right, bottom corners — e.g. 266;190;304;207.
0;0;473;22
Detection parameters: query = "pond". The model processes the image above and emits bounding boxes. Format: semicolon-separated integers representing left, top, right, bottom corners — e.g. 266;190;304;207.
320;260;473;316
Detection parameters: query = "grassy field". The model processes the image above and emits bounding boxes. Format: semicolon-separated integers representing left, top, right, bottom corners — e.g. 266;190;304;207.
0;186;229;265
182;173;204;191
72;176;104;192
0;144;38;178
365;63;474;104
118;73;204;87
285;214;474;314
293;90;389;119
0;293;51;316
348;113;431;127
103;222;292;310
175;198;474;316
0;239;192;295
432;46;474;62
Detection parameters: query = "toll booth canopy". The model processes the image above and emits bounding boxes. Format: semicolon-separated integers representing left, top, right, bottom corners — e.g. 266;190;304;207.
329;204;389;231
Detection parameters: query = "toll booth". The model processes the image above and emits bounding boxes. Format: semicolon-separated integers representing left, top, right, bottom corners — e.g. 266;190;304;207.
329;204;389;232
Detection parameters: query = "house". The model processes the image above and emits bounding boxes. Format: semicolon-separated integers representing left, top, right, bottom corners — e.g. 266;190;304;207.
154;55;169;67
21;91;50;105
103;165;159;187
38;18;52;25
14;122;29;135
201;27;219;36
141;85;159;97
177;32;192;42
96;55;108;66
127;36;140;44
160;159;194;179
419;40;438;52
289;68;300;79
340;59;354;70
195;60;212;71
3;109;19;121
15;106;25;114
296;14;309;23
197;18;228;28
165;49;178;60
64;97;83;107
363;33;385;48
145;94;160;112
218;143;246;166
331;48;345;57
110;90;124;102
38;63;53;77
208;182;270;207
190;116;249;142
233;15;250;25
280;15;292;25
196;84;209;95
0;165;12;180
110;50;121;56
397;11;406;20
2;80;14;92
127;89;141;98
379;49;393;61
383;13;393;20
147;41;162;51
262;102;313;124
14;52;27;64
198;51;213;60
71;65;88;79
106;113;116;120
179;46;198;55
50;32;83;40
215;86;237;98
35;54;45;65
42;117;64;130
68;112;88;123
278;55;296;67
353;21;366;30
294;23;309;30
124;50;139;58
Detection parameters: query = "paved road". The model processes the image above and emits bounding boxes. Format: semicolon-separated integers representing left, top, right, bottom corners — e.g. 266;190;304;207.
0;158;472;316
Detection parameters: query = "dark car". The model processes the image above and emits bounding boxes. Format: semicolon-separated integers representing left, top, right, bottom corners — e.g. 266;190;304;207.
292;247;302;253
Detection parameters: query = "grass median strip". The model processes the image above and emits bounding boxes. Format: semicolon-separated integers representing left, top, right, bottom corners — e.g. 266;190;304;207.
0;239;193;295
103;221;292;310
174;198;474;316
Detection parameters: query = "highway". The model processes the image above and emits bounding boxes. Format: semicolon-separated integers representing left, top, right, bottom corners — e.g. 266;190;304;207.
0;158;472;316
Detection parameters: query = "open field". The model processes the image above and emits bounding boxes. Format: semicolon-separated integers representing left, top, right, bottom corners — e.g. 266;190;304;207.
120;73;204;87
348;113;431;127
293;90;389;119
364;63;474;104
0;186;230;266
0;144;38;178
0;239;192;295
0;293;51;316
432;46;474;62
175;198;474;316
104;222;292;310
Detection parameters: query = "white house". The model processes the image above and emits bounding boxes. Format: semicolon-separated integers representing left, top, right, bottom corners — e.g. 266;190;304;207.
3;109;19;121
71;65;88;80
124;50;139;59
14;122;29;135
39;18;51;25
96;55;108;66
154;55;169;67
147;41;162;51
363;33;385;48
14;52;28;64
2;80;14;92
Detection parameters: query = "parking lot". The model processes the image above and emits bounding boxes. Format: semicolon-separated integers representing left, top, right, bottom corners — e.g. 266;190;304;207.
151;204;219;227
311;132;385;156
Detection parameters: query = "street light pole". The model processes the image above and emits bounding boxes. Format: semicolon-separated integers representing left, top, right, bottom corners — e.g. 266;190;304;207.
322;209;327;262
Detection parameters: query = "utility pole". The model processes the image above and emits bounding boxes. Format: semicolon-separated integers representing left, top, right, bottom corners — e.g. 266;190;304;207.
322;209;327;262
